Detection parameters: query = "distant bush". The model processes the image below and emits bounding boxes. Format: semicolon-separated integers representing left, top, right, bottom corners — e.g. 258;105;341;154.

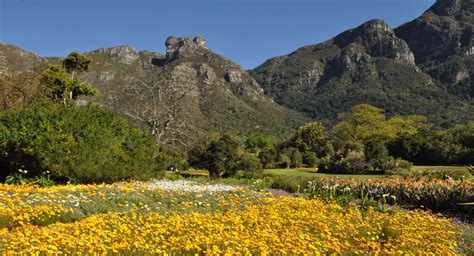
331;150;368;174
377;157;413;175
237;153;262;178
0;103;160;183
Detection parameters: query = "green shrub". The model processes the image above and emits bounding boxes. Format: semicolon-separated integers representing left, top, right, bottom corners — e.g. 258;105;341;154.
377;157;413;175
331;150;368;174
302;151;319;167
237;153;262;178
0;103;160;183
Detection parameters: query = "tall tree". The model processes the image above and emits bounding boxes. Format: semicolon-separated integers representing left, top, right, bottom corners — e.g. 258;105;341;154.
62;51;91;79
40;64;96;105
288;122;333;158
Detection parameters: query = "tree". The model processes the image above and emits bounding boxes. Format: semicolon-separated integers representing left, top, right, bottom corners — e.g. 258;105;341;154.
245;134;273;152
40;64;96;105
258;148;276;169
189;134;239;178
333;104;389;145
288;122;333;158
62;51;91;79
334;104;427;146
302;151;318;167
237;153;262;177
124;71;196;148
289;148;303;168
39;52;95;105
388;132;426;162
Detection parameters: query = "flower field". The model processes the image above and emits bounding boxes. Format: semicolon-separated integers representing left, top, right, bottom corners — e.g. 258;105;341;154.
0;180;472;254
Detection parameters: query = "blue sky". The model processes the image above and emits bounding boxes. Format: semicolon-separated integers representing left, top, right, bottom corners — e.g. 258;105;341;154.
1;0;435;69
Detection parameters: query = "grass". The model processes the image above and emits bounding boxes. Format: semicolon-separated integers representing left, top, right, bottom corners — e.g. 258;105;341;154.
263;168;386;179
411;166;469;171
180;166;472;181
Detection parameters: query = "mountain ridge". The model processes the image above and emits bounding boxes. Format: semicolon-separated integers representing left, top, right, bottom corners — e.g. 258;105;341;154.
250;0;473;127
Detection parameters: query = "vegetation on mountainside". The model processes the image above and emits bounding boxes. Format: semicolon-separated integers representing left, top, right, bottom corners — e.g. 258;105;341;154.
0;52;161;184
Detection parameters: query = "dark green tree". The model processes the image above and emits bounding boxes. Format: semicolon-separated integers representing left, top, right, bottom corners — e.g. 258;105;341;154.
289;148;303;168
0;103;160;183
40;52;96;105
189;134;239;178
258;148;276;169
302;151;318;168
62;51;92;79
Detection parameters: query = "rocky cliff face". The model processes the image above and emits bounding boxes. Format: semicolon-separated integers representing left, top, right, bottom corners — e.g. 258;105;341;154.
251;13;473;126
79;36;307;138
395;0;473;98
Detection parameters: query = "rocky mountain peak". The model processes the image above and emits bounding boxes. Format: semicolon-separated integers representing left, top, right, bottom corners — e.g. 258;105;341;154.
165;36;209;61
428;0;464;17
360;19;392;33
333;19;415;66
91;45;139;64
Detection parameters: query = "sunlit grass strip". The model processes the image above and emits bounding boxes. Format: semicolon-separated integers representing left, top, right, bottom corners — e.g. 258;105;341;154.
0;197;462;255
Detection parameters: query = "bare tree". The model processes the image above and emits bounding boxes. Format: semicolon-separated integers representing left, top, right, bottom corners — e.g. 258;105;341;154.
123;69;197;148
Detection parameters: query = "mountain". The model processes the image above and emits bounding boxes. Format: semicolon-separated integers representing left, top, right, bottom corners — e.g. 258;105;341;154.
0;38;309;141
0;42;47;74
251;0;474;127
395;0;474;98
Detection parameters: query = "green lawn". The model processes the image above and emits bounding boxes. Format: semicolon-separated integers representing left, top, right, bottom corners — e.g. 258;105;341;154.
411;165;468;171
180;166;471;180
263;169;386;179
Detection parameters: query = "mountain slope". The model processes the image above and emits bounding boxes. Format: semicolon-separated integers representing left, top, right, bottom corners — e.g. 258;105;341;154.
395;0;474;98
251;7;474;127
0;39;309;141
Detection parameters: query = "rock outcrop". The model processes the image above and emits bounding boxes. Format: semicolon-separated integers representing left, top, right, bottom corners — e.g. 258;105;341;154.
79;36;308;138
92;45;139;64
395;0;473;98
165;36;209;61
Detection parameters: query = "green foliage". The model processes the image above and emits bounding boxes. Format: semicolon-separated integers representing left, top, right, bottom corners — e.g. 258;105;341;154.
40;64;96;104
5;171;55;186
5;173;29;185
237;153;262;178
302;151;318;167
377;157;413;175
289;148;303;168
394;167;472;181
0;103;160;183
387;132;426;162
277;153;291;168
244;134;273;151
189;134;240;178
331;150;368;174
288;122;333;158
329;104;428;173
62;51;91;75
258;148;276;169
389;123;474;165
